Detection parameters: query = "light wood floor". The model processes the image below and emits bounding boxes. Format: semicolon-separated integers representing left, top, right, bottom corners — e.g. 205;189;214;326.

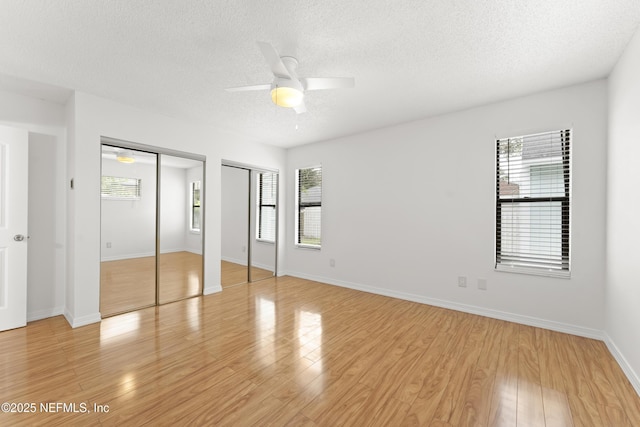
221;260;274;288
100;251;202;317
2;276;639;426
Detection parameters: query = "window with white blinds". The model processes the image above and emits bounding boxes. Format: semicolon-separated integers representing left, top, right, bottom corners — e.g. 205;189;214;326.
101;176;141;200
257;172;277;242
296;166;322;247
191;181;201;232
495;129;571;276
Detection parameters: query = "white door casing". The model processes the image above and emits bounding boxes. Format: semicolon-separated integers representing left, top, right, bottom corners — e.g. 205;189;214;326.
0;125;28;332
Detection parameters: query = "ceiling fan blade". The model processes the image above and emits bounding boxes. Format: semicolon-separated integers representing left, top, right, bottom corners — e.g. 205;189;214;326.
257;41;292;79
225;84;271;92
294;100;307;114
300;77;355;91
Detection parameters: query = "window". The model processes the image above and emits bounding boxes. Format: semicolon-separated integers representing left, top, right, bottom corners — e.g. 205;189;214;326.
190;181;201;232
101;176;141;200
495;129;571;276
257;172;277;242
296;166;322;247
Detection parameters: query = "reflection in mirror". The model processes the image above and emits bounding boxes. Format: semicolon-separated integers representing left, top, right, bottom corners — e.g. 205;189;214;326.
158;155;204;304
221;166;249;287
251;171;277;281
100;145;157;317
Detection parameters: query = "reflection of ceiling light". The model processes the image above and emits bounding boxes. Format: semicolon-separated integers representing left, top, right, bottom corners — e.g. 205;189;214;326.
117;151;135;164
271;82;303;108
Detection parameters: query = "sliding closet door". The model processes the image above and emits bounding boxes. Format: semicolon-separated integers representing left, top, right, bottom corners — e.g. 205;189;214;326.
250;170;277;281
100;145;157;317
158;155;204;304
221;166;249;287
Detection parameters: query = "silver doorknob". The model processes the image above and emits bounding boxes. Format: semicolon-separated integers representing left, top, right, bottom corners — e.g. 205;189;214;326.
13;234;25;242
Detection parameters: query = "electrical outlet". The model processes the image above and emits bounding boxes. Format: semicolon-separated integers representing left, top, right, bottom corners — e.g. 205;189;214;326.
330;259;335;267
458;276;467;287
242;246;246;253
106;242;112;248
478;279;487;290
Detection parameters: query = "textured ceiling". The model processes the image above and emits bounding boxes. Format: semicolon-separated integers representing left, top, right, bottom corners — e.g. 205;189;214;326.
0;0;639;148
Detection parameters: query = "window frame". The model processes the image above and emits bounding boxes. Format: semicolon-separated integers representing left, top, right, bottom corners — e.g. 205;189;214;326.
190;180;201;233
256;172;277;243
101;175;142;200
295;165;322;249
495;129;571;278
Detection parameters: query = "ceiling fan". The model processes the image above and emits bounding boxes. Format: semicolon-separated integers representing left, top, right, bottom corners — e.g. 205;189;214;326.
226;42;355;114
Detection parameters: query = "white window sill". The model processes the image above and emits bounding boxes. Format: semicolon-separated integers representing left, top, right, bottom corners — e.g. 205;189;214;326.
256;239;275;245
495;264;571;279
296;244;321;251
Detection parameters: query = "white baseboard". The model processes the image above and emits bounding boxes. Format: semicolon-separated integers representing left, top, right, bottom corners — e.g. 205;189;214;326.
203;285;222;295
27;306;64;322
283;270;603;340
101;249;199;262
604;333;640;397
286;270;640;396
63;309;101;328
251;261;275;271
221;256;248;266
101;251;155;262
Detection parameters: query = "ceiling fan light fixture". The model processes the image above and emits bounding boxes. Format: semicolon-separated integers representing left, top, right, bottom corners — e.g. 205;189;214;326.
271;85;303;108
116;151;135;164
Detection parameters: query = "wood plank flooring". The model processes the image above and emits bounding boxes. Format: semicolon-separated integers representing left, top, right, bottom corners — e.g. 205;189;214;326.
2;276;639;426
221;260;274;288
100;251;203;316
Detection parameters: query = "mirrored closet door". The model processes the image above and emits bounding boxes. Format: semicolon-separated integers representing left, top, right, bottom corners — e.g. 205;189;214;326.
100;145;158;316
250;170;277;281
221;165;249;287
158;154;204;304
100;140;205;317
221;163;278;287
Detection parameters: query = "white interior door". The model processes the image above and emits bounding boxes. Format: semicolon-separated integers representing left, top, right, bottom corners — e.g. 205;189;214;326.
0;125;28;332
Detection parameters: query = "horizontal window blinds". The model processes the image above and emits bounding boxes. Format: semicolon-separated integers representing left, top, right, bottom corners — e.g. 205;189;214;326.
496;129;571;273
258;173;277;242
192;181;201;231
101;176;141;199
297;166;322;247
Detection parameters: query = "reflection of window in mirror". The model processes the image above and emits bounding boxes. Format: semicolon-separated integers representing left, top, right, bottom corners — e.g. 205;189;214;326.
190;180;201;233
257;173;276;243
101;176;141;200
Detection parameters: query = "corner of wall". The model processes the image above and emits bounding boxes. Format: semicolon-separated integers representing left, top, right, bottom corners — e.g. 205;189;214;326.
28;307;65;323
604;333;640;396
63;308;101;328
203;285;223;296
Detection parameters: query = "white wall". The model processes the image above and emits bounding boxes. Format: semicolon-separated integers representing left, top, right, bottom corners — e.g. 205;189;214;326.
27;132;65;321
606;26;640;393
0;89;67;322
100;158;157;260
66;91;286;326
286;80;608;337
100;159;201;260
